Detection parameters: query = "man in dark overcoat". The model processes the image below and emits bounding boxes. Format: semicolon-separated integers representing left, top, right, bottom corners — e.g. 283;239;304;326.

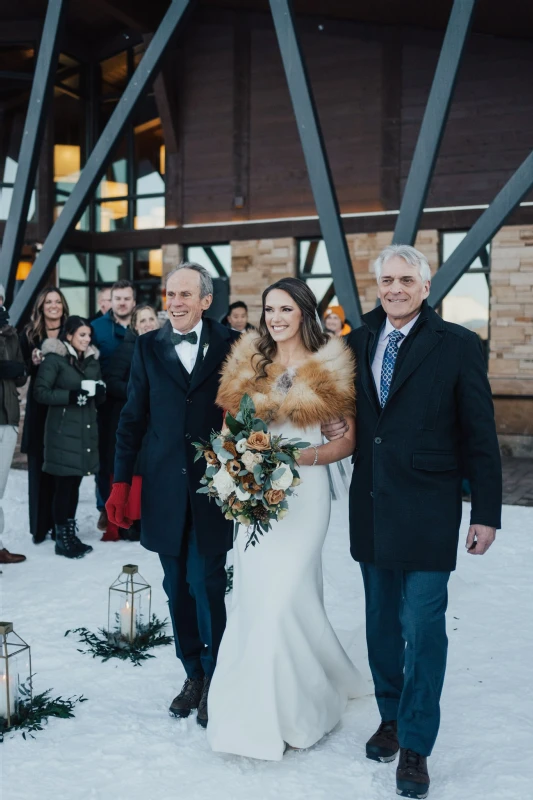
326;244;502;799
106;263;239;728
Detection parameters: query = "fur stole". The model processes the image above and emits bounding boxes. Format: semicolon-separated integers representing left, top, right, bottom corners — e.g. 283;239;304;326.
216;332;356;428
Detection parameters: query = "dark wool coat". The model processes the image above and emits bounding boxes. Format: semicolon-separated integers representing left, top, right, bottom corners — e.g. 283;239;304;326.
113;318;240;558
105;327;139;470
346;301;502;573
0;326;26;425
34;339;104;477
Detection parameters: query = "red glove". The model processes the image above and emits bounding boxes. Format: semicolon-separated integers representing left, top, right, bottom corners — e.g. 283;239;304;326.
106;483;133;528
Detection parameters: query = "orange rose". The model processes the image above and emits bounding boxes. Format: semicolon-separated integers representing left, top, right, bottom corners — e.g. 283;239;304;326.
246;431;271;451
226;459;241;477
241;474;261;493
204;450;218;466
229;497;244;510
223;440;237;457
264;489;285;506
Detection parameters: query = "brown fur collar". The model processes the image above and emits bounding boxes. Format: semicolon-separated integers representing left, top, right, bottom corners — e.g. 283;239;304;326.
216;332;356;428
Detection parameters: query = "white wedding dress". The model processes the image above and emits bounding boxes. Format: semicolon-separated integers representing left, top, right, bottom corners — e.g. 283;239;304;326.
207;418;364;761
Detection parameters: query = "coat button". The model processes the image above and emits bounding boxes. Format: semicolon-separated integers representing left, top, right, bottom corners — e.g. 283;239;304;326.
87;424;90;429
374;437;382;444
87;448;90;452
370;491;374;498
181;467;187;475
186;398;192;405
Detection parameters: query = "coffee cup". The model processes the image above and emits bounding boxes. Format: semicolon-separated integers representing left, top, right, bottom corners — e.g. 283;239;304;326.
81;380;96;396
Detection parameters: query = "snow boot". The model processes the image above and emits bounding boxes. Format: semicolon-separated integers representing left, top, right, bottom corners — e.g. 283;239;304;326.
169;677;204;718
196;676;211;728
396;748;430;799
55;520;93;559
366;719;399;762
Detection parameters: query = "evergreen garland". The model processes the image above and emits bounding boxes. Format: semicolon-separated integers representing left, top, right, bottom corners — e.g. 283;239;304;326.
65;614;172;666
0;679;87;741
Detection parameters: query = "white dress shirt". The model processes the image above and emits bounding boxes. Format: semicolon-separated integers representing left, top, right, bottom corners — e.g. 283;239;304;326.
172;319;203;374
371;314;420;394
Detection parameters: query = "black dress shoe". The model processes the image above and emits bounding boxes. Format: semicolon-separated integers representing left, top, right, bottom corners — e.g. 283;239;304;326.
169;678;204;718
396;748;430;799
196;676;211;728
366;720;399;762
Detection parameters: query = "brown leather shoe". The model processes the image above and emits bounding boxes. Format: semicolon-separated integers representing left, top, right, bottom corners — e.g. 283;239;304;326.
0;548;26;564
196;676;211;728
97;509;108;531
169;678;204;718
396;748;430;798
366;719;399;762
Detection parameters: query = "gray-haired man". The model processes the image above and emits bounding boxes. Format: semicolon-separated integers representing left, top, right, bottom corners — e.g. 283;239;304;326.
325;245;502;798
107;263;239;728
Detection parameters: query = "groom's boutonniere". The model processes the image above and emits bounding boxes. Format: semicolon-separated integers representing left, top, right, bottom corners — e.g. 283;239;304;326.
202;343;209;357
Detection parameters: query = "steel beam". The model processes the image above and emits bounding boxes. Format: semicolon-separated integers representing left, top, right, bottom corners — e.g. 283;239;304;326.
0;0;67;305
430;150;533;307
9;0;192;326
269;0;362;328
393;0;476;246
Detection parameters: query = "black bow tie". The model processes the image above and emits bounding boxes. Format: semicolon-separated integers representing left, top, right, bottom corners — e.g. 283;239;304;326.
171;330;198;345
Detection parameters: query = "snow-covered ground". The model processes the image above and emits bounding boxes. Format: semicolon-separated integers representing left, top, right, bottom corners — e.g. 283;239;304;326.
1;469;532;800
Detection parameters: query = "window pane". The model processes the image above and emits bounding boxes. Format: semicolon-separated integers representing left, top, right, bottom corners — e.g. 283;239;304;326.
100;51;128;96
133;249;163;308
441;231;489;270
58;253;88;283
441;272;490;340
134;113;165;196
305;277;338;308
298;240;332;276
61;286;89;318
134;196;165;229
96;253;129;283
185;245;231;278
96;200;129;232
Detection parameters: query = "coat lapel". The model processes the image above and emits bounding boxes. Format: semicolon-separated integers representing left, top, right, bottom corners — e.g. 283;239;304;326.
188;318;232;395
386;303;444;404
153;321;189;392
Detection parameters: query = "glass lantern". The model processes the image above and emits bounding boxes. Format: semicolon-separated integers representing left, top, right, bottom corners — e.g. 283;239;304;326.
108;565;151;642
0;622;32;728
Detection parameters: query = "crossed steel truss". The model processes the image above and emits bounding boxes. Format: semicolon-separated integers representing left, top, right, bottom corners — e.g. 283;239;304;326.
1;0;533;327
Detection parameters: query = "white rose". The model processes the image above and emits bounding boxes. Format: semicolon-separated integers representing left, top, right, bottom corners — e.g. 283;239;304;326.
236;439;248;454
235;484;251;502
278;508;289;520
271;464;293;491
241;450;257;471
212;468;236;501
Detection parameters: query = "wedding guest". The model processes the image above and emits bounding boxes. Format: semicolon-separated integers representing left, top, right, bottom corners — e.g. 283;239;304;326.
91;287;112;320
103;304;159;542
20;287;69;544
106;263;239;728
34;316;105;558
224;301;255;333
324;305;351;337
324;244;502;799
0;296;27;566
91;279;136;530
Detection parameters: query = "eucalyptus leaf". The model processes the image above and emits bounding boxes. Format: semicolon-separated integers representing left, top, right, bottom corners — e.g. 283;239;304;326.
197;486;211;494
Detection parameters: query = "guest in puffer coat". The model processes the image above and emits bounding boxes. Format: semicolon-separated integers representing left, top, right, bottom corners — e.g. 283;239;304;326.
34;316;105;559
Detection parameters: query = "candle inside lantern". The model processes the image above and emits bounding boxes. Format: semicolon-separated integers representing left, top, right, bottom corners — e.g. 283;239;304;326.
0;672;15;719
120;602;136;641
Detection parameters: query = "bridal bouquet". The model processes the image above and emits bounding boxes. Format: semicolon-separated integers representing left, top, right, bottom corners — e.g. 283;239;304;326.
193;394;309;550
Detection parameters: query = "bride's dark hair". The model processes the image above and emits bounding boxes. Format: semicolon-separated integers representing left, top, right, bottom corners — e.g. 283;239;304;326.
253;277;329;380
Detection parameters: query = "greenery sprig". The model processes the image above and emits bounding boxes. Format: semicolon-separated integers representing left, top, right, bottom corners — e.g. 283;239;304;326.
65;614;172;667
0;678;87;741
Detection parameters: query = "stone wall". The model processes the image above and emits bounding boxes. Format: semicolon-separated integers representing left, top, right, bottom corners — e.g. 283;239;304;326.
230;238;296;325
488;226;533;454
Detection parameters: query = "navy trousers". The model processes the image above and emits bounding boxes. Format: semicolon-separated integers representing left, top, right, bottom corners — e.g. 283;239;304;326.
159;523;227;680
360;563;450;756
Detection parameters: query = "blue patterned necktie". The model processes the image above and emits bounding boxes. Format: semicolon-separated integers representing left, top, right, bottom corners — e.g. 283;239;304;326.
380;329;405;407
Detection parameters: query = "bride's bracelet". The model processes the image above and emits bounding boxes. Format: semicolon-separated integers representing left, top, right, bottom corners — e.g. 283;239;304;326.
311;444;320;466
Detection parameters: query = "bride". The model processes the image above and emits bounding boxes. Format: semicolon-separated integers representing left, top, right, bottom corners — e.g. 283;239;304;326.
207;277;364;761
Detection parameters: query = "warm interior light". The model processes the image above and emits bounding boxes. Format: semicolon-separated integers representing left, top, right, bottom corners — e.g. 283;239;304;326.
99;181;128;231
148;249;163;277
16;261;32;281
159;144;165;175
54;145;80;183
